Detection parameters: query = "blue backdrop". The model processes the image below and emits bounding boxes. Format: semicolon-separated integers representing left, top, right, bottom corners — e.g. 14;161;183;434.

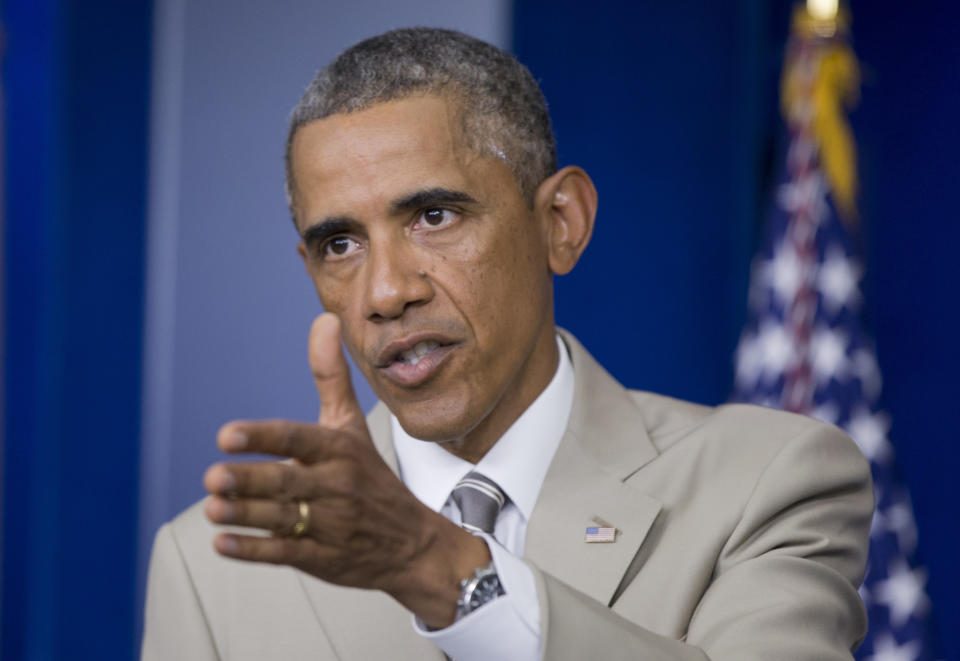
3;0;958;659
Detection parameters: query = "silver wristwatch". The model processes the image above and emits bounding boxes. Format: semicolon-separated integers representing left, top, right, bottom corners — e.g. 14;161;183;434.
454;562;505;621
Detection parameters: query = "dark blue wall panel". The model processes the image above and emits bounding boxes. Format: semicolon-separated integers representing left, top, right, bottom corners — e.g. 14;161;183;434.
514;1;773;406
2;1;151;659
2;1;66;658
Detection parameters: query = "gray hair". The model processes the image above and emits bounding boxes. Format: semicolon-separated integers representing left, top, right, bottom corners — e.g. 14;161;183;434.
284;27;557;217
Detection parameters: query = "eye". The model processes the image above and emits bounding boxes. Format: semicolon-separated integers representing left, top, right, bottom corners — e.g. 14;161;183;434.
321;235;361;260
415;207;458;229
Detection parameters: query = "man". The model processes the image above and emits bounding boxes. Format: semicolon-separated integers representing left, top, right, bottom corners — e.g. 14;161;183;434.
142;28;872;660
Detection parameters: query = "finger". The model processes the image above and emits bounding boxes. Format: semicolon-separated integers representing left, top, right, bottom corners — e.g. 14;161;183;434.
213;532;332;571
309;313;366;432
204;461;309;500
217;420;333;462
205;496;303;535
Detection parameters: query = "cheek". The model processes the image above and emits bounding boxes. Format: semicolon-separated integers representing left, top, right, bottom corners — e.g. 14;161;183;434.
441;223;548;331
308;264;355;315
307;271;368;353
478;222;547;290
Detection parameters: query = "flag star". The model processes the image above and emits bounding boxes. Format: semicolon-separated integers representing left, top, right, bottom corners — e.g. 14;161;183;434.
874;561;929;627
734;332;764;389
811;402;839;425
763;241;810;306
817;246;863;313
777;171;827;220
845;408;892;463
866;633;921;661
884;498;919;555
858;582;872;608
810;327;849;383
757;321;795;378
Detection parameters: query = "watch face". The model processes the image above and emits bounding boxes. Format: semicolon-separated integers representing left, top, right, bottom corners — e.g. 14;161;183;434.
468;575;503;608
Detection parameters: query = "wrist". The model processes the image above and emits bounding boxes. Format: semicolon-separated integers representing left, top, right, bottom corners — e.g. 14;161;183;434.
389;511;492;629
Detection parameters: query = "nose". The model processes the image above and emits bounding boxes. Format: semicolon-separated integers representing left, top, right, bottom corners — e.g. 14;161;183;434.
362;240;433;321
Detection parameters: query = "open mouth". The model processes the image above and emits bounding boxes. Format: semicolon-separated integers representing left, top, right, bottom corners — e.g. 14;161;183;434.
376;334;458;387
395;340;442;366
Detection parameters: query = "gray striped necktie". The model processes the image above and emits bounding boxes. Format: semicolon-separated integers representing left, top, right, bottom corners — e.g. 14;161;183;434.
451;472;506;534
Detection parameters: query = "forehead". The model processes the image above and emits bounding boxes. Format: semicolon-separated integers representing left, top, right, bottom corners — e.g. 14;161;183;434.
296;94;464;157
289;96;493;217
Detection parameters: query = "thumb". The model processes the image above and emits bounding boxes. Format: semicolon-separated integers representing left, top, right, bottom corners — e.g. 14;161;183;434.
309;313;366;433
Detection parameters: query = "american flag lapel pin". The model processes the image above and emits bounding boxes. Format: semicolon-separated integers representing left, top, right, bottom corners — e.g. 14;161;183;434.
584;526;617;543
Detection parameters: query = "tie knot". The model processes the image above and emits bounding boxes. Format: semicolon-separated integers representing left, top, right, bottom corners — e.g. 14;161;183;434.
451;472;506;535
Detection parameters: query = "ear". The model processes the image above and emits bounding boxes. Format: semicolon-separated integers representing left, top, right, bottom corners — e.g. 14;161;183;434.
534;166;597;275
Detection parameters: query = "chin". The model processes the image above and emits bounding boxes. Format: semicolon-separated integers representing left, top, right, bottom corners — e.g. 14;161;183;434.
393;413;472;443
391;398;477;443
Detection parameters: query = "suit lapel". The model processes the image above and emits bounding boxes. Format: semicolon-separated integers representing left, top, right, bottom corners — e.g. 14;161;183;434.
525;332;662;607
368;402;399;474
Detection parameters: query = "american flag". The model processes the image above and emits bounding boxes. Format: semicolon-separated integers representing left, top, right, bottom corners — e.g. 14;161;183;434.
731;7;937;661
584;527;616;543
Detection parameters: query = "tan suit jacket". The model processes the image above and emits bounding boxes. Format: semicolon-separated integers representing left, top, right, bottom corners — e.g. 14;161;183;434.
142;331;872;660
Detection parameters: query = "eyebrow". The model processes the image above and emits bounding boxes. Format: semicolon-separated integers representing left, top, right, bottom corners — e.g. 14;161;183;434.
300;188;481;248
389;187;479;213
300;217;355;249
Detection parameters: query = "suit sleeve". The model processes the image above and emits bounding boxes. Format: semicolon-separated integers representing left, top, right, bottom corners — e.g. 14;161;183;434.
533;424;872;661
141;523;220;661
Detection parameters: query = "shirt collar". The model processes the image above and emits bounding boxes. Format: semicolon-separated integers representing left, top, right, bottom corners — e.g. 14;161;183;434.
393;335;575;522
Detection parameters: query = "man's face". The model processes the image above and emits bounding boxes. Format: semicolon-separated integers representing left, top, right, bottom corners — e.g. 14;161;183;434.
291;95;558;449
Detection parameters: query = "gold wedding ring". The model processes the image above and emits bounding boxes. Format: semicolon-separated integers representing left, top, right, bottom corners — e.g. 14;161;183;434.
292;500;310;537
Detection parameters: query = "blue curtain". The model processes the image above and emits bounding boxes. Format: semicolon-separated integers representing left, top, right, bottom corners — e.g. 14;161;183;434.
2;1;151;659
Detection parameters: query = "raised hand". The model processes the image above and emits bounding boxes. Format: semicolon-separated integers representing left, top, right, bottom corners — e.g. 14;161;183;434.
203;313;490;628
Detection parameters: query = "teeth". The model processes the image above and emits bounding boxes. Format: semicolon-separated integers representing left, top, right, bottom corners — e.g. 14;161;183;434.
399;340;440;365
415;340;439;357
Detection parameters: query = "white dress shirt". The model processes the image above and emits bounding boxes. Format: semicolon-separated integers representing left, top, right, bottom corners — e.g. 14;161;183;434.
392;335;575;661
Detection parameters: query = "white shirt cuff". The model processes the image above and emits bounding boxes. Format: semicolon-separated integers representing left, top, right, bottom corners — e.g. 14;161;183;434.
412;535;541;661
